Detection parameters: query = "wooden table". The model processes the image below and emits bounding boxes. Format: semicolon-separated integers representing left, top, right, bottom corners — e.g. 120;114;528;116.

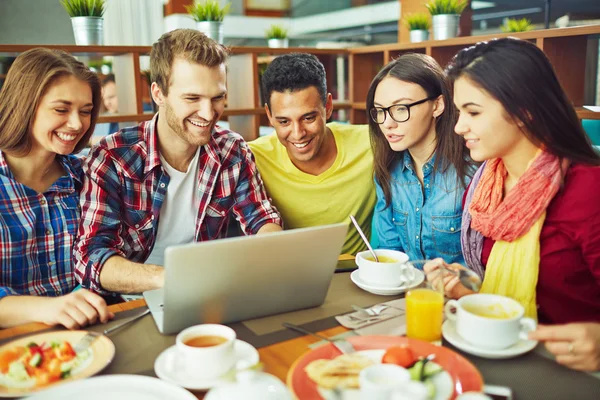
2;267;600;399
0;298;349;399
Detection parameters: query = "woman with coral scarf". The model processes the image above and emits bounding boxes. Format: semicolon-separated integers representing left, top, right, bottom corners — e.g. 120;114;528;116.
427;38;600;371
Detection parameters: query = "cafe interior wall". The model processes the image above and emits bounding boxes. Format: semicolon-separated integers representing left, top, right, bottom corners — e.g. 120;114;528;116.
0;0;74;44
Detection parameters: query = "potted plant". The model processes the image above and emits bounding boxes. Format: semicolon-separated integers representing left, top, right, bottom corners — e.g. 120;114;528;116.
404;13;431;43
265;25;289;48
186;0;231;44
425;0;469;40
60;0;106;46
502;18;534;33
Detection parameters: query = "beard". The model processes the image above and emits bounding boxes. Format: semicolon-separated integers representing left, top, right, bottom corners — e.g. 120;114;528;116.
164;101;213;147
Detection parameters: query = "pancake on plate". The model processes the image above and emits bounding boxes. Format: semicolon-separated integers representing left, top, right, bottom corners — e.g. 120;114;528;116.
305;353;374;389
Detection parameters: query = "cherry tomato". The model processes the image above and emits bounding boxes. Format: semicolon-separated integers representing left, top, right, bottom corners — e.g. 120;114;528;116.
382;346;415;368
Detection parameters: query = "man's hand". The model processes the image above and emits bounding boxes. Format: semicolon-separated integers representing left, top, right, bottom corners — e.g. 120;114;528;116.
529;323;600;372
40;289;114;330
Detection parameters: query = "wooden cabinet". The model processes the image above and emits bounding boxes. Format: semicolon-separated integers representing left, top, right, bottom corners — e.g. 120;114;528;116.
0;25;598;140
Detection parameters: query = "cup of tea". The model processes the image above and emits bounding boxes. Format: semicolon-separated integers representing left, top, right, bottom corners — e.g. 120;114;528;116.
176;324;236;379
445;294;537;350
356;249;412;287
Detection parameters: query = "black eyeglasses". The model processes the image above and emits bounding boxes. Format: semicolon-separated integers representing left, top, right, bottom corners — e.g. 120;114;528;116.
369;96;436;124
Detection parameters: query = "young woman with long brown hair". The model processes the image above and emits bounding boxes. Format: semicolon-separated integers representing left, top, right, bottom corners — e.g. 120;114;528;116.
0;48;113;328
429;37;600;371
367;53;473;264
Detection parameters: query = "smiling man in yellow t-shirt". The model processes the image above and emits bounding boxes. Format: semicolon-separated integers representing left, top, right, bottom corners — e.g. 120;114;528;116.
249;53;375;255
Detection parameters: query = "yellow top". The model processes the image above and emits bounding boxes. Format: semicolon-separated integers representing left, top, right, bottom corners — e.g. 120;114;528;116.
249;123;376;255
480;213;545;320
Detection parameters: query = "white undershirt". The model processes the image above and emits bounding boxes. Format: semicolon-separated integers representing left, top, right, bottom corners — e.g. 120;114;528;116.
145;148;201;266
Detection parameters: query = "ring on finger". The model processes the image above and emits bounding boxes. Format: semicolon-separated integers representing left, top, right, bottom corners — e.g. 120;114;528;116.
568;342;575;355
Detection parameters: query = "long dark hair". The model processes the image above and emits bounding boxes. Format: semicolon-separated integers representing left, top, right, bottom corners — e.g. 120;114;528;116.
367;53;471;207
446;37;600;166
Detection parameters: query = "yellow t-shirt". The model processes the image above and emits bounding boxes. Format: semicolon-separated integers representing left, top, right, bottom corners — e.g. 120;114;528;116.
249;123;375;255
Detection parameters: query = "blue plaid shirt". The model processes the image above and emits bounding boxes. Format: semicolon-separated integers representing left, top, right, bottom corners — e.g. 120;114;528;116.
0;152;83;299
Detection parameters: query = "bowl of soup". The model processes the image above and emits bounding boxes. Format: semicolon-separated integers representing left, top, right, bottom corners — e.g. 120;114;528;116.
355;249;412;288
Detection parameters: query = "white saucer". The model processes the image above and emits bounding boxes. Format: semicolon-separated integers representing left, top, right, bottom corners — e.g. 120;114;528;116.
350;269;424;296
442;320;538;359
154;339;260;391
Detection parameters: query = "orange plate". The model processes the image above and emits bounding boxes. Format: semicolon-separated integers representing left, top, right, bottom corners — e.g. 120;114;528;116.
286;335;483;399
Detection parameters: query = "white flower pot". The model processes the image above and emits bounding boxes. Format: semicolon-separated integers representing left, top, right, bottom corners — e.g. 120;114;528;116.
410;29;430;43
71;17;104;46
268;38;289;48
432;14;460;40
196;21;224;44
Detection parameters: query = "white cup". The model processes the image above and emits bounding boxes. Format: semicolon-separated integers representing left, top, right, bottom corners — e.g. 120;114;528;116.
445;294;537;350
359;364;411;400
175;324;236;379
356;249;413;288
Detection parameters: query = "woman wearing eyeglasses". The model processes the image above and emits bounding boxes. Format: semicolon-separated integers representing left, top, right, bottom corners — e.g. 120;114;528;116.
367;53;474;264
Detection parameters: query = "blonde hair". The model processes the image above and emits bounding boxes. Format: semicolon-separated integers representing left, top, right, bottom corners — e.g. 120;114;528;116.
0;48;101;155
150;29;229;95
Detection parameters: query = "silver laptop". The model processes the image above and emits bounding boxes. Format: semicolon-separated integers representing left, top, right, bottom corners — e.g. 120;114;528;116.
143;223;348;334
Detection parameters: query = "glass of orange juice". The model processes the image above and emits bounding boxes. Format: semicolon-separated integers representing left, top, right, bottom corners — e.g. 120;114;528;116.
404;260;444;344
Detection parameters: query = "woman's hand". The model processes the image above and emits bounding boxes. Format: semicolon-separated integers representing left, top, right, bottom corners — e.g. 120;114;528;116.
423;258;475;299
529;323;600;372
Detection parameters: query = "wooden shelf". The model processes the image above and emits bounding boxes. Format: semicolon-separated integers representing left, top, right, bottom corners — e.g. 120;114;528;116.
0;44;151;56
4;25;599;136
577;107;600;120
97;114;153;123
347;25;600;55
347;25;600;123
229;46;348;56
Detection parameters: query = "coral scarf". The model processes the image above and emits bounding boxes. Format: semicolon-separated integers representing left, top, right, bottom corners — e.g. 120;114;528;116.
463;151;564;319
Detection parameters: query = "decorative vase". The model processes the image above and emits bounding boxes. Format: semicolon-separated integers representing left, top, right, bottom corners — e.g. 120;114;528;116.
409;29;430;43
71;16;104;45
267;38;289;48
196;21;224;44
432;14;460;40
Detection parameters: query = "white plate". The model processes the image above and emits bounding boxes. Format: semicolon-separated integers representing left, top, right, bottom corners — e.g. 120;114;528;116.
350;270;424;295
442;320;538;359
28;375;196;400
154;340;259;391
316;350;453;400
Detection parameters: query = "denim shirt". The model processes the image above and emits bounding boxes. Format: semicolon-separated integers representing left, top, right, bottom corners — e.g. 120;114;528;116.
374;152;468;264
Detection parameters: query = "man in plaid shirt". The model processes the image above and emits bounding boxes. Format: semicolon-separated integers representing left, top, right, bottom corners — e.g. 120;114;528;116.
74;29;282;295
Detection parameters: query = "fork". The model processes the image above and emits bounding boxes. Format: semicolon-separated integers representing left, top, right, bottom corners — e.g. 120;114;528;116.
352;304;405;317
73;308;150;353
73;331;102;354
282;323;356;354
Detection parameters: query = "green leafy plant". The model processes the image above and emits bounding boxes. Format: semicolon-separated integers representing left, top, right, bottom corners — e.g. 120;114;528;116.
60;0;106;17
425;0;468;15
265;25;288;39
404;13;431;31
502;18;534;33
186;0;231;22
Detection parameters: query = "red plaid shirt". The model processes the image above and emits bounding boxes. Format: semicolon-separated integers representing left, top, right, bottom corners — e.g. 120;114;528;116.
74;115;282;294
